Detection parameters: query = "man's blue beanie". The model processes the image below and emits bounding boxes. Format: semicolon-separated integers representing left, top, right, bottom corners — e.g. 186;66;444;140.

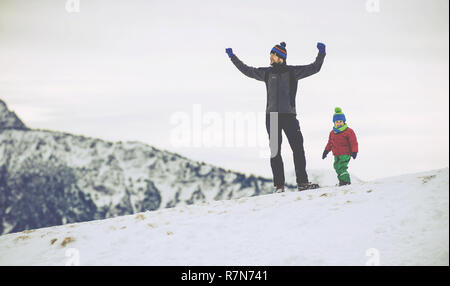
271;42;287;59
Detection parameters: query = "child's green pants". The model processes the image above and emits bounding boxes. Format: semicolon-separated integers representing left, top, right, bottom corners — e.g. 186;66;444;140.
334;155;351;183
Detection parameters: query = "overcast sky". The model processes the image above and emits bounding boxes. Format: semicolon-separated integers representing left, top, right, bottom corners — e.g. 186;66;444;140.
1;0;448;181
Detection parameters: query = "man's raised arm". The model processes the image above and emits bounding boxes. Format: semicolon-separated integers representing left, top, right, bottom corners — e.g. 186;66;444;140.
291;42;326;80
226;48;267;82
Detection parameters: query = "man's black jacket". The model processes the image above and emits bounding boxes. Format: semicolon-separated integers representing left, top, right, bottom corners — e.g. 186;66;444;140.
230;52;326;114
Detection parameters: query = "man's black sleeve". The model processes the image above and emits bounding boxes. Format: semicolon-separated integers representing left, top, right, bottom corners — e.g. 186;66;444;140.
291;52;326;80
230;54;268;82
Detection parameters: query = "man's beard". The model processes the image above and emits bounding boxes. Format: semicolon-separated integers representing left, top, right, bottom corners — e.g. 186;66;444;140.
271;61;281;67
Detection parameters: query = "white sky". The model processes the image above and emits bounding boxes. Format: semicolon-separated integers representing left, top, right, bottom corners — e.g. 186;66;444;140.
1;0;448;181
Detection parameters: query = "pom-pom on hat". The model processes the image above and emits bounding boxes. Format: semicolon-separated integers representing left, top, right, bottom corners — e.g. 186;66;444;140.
333;107;346;123
271;42;287;59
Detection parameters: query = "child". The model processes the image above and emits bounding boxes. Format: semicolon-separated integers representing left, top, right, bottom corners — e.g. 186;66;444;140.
322;107;358;186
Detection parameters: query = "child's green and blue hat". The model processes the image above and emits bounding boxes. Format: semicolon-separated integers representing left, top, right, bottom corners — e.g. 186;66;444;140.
333;107;346;123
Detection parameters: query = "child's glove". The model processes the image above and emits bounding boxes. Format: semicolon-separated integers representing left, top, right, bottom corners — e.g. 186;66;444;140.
225;48;234;58
322;150;329;159
351;152;357;159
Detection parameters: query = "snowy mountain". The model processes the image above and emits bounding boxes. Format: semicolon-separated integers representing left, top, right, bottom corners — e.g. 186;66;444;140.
0;168;447;266
0;100;29;131
0;98;286;235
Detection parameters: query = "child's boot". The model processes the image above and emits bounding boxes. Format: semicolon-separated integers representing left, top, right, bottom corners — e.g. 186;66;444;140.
339;180;351;186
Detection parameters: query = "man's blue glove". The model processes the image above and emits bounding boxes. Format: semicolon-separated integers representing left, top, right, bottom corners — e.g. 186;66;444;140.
351;152;357;159
317;42;326;54
225;48;234;58
322;150;329;159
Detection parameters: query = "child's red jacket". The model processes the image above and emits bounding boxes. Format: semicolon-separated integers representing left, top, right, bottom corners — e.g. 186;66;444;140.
325;127;358;156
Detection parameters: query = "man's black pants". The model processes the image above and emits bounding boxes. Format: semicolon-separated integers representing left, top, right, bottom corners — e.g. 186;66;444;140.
265;112;309;186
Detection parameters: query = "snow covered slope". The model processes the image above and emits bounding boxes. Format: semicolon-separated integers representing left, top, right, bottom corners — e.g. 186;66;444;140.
0;168;447;266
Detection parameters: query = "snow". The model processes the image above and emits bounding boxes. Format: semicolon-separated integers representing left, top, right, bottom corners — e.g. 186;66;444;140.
0;168;448;266
286;168;364;187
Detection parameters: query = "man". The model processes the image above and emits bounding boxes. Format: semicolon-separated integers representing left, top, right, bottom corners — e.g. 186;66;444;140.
225;41;326;192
